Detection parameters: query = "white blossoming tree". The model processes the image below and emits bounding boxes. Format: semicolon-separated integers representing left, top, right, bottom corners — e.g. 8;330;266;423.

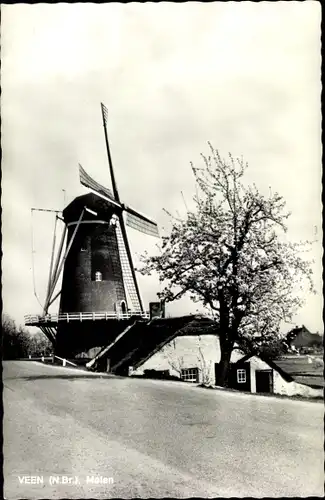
140;143;315;387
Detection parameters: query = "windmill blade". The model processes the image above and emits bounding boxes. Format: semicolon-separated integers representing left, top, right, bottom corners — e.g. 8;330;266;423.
124;205;159;238
101;102;121;203
115;217;143;312
79;164;116;203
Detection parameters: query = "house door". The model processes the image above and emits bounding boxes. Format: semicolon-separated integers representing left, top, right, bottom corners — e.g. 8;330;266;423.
255;370;273;393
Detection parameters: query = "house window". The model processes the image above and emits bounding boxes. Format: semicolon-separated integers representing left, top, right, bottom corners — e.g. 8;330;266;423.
237;369;246;383
95;271;102;282
181;368;199;383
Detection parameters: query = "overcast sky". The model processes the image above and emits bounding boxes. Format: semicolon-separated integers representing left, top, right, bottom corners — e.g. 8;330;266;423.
1;2;322;333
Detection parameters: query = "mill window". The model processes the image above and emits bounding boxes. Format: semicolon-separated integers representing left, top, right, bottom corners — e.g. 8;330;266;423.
95;271;102;282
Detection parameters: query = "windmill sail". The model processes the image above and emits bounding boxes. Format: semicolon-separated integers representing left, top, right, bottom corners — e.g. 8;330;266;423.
125;206;159;238
79;164;116;203
115;217;142;312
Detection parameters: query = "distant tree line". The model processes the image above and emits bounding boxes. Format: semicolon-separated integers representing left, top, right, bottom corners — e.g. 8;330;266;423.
2;314;52;359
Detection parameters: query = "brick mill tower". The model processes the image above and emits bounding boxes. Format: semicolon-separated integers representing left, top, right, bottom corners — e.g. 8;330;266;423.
25;103;159;358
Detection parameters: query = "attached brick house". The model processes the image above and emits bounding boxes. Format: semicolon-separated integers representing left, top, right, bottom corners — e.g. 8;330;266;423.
132;334;323;398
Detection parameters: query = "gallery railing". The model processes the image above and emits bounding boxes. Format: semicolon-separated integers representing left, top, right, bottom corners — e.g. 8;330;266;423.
24;310;150;325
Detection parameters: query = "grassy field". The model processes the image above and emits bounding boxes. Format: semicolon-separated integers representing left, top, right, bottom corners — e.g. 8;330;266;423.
276;355;324;389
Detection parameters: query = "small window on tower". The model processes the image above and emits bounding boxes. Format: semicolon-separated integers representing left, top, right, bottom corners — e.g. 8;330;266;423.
95;271;102;282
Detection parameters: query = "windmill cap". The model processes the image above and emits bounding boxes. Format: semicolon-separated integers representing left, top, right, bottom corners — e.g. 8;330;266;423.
62;192;122;223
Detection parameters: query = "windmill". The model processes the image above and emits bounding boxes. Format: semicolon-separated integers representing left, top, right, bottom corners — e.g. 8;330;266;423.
25;103;159;357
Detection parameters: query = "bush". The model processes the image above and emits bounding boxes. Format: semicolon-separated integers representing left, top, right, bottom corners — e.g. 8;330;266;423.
258;340;289;359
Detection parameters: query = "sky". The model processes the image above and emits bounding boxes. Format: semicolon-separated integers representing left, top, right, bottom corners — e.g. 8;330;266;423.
1;2;322;334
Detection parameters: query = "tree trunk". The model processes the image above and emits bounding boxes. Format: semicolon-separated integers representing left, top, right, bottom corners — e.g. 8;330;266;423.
216;342;233;387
